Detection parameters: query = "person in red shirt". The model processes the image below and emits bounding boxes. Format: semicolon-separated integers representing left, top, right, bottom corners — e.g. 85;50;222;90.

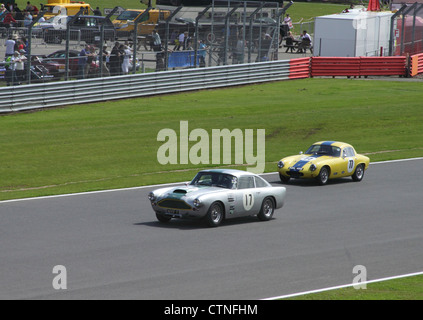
2;12;16;28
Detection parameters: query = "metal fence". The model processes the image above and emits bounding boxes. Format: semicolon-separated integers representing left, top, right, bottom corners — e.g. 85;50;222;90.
1;1;298;87
390;3;423;56
0;58;293;113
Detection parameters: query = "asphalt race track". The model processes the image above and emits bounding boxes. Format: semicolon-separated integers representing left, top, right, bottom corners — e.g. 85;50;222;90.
1;158;422;300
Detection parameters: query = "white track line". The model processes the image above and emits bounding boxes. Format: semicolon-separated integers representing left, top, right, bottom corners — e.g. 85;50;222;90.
262;270;423;300
1;157;422;204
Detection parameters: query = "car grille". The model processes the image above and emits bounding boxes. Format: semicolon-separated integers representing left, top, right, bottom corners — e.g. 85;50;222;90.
287;171;304;178
157;199;192;210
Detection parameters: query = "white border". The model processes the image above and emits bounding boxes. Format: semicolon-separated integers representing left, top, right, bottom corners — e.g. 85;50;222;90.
262;270;423;300
0;157;422;204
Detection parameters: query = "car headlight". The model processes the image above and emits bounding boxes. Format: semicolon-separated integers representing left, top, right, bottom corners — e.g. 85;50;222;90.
193;198;202;207
310;164;317;172
148;192;156;201
277;160;285;168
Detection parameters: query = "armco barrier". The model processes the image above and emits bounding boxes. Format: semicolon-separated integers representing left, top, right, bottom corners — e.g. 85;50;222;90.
0;60;293;113
410;53;423;77
359;57;407;76
311;57;361;77
310;56;407;78
0;55;412;113
289;57;310;79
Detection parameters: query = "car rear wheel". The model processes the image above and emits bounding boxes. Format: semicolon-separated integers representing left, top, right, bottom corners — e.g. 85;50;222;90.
257;197;275;221
316;166;330;185
156;212;172;223
352;164;365;182
205;202;224;227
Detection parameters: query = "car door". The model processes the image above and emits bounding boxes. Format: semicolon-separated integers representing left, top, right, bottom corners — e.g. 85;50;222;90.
338;147;356;177
233;175;261;217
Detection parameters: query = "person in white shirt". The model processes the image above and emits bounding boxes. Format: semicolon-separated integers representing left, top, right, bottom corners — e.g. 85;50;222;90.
5;36;16;58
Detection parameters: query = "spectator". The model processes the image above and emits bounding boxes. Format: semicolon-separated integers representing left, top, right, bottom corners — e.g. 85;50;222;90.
2;11;16;28
110;42;121;76
77;44;89;79
25;1;33;12
183;31;190;50
13;4;24;26
85;45;97;78
4;54;14;86
297;30;312;53
198;39;207;67
284;31;295;53
4;35;16;58
174;31;185;51
152;29;161;51
93;7;102;16
257;33;271;62
232;36;244;64
101;45;110;77
23;11;32;27
121;45;132;75
15;50;27;84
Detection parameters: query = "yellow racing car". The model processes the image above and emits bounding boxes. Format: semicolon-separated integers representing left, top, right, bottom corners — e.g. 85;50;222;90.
277;141;370;185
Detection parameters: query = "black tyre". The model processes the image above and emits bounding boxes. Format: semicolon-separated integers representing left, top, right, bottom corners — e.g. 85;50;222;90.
204;202;224;227
279;173;290;184
156;212;172;223
352;164;365;182
257;197;275;221
316;166;330;185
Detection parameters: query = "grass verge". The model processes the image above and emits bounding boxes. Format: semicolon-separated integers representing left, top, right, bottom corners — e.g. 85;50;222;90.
284;273;423;300
1;78;423;201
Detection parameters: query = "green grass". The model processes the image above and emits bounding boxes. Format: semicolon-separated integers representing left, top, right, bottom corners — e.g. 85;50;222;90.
284;274;423;300
1;78;422;201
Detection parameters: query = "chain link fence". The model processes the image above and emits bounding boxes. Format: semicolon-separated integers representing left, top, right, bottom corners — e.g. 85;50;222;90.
1;1;297;86
390;3;423;56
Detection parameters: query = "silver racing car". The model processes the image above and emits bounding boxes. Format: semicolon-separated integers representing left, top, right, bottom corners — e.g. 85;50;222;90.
148;169;287;227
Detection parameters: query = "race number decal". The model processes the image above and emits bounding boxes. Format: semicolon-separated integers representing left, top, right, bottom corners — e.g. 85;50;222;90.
347;158;355;173
243;192;254;211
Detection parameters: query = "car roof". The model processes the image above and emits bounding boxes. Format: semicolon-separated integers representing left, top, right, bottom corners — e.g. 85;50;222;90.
198;169;256;178
313;141;353;149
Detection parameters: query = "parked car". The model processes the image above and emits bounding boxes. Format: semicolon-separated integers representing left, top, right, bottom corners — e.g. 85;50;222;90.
148;169;287;227
42;49;99;77
277;141;370;185
43;15;116;44
31;55;66;78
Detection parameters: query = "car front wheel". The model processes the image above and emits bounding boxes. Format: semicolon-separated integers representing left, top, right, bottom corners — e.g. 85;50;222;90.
205;202;224;227
316;166;330;185
156;212;171;223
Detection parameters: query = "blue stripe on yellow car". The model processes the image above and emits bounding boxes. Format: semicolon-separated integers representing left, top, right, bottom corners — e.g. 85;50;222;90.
291;155;323;170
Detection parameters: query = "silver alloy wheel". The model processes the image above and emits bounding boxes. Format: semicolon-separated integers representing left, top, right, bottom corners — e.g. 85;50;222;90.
210;203;223;223
262;198;274;218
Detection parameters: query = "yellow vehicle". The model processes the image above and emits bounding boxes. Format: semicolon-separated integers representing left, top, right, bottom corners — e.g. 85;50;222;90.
41;0;91;19
113;9;170;38
277;141;370;185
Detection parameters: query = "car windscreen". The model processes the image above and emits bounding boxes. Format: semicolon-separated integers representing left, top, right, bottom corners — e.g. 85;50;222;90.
190;172;236;189
116;10;143;21
306;145;341;157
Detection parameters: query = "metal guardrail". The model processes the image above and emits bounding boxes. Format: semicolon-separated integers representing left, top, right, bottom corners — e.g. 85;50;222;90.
0;59;291;113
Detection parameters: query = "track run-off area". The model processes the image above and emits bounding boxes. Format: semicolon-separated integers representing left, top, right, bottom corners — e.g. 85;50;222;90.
0;158;422;299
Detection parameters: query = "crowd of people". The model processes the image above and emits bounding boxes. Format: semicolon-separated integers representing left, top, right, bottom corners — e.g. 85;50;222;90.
76;41;136;79
0;2;40;28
